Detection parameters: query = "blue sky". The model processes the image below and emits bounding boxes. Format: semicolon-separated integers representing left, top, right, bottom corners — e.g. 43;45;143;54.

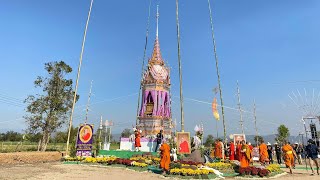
0;0;320;137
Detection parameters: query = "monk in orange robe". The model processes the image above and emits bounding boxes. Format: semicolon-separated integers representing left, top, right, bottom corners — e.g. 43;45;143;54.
282;141;296;174
160;141;171;173
229;142;235;160
134;129;141;151
236;142;242;161
214;139;223;159
259;140;269;165
240;140;252;168
210;144;215;158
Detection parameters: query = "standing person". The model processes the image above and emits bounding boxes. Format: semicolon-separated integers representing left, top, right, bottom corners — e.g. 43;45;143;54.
240;140;252;168
210;144;215;158
236;141;242;161
282;140;296;174
259;140;269;166
214;139;223;159
134;128;142;151
267;143;273;164
305;139;319;175
292;143;299;165
274;143;282;164
295;143;303;165
289;142;296;169
220;139;225;160
154;130;164;152
248;142;253;151
159;139;171;174
229;141;235;160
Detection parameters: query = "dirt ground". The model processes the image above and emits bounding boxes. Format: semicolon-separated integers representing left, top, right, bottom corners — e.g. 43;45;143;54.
0;162;319;180
0;152;62;165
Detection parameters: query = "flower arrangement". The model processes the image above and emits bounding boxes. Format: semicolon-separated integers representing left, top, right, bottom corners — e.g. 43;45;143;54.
178;160;203;166
205;162;233;171
64;156;86;162
170;168;213;176
266;164;281;173
238;167;270;177
129;156;159;165
131;161;148;168
83;157;97;163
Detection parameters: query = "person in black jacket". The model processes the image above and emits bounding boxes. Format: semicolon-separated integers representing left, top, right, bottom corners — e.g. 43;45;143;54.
267;144;273;164
154;130;164;152
274;143;282;164
305;139;319;175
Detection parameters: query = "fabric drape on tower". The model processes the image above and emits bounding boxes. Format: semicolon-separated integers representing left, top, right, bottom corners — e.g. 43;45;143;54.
212;97;220;120
140;90;150;116
151;90;157;115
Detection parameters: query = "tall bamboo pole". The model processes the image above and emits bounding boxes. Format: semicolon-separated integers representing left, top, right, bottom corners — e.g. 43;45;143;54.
176;0;185;132
66;0;94;156
207;0;226;142
176;0;184;132
136;0;152;126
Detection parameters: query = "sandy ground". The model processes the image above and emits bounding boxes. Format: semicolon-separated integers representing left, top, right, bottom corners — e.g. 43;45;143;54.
0;162;319;180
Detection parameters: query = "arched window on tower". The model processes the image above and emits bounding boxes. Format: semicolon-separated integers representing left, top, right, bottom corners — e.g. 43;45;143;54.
145;92;154;116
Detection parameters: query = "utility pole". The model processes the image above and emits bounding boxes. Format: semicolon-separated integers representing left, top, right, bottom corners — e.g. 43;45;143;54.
66;0;94;156
98;116;103;150
237;81;244;134
84;80;93;124
302;117;308;144
299;132;304;145
253;99;258;145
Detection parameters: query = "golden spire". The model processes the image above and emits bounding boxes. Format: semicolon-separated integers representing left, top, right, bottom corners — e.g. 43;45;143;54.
150;5;164;65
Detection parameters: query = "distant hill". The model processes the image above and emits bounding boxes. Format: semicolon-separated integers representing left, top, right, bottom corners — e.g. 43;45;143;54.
245;135;302;145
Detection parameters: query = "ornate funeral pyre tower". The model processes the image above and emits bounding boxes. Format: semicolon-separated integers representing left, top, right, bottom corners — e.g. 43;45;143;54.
138;6;172;137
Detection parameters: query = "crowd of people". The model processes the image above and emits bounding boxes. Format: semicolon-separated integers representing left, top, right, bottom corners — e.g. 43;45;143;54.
208;138;319;175
132;128;319;175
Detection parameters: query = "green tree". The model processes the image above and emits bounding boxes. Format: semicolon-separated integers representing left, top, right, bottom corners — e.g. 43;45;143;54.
121;128;132;138
24;61;78;151
275;124;290;144
53;126;78;143
1;131;23;141
204;134;215;147
25;132;42;142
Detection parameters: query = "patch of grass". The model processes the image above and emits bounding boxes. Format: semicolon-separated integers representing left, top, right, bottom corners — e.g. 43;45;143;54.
110;143;119;150
0;141;66;153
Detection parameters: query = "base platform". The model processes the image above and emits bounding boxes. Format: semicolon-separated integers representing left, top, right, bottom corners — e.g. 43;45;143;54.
98;150;159;159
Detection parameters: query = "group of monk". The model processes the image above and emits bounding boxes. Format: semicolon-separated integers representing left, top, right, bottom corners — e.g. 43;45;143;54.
135;128;319;175
228;139;297;172
228;140;253;165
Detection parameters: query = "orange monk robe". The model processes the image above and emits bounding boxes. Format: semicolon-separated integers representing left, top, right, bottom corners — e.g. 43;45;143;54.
210;147;215;158
134;131;141;147
214;142;222;158
282;144;294;168
160;143;171;171
259;143;269;163
229;142;235;160
236;144;242;161
240;144;252;168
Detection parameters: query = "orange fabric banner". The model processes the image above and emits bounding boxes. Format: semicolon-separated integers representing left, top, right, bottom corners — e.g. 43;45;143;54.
212;97;220;120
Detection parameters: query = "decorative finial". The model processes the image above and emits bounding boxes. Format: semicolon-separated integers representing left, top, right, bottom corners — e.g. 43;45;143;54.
156;5;159;37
